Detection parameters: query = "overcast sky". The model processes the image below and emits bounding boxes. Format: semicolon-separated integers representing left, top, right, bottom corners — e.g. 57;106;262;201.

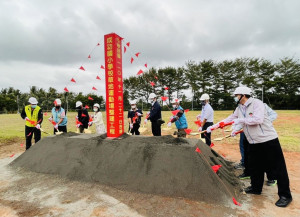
0;0;299;96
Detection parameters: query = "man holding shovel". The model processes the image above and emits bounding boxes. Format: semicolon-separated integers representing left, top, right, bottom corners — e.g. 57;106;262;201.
127;100;143;135
49;99;68;134
21;97;43;150
207;86;292;207
147;93;163;136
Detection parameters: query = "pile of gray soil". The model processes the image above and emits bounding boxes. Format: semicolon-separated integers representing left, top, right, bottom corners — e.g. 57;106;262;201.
10;133;241;205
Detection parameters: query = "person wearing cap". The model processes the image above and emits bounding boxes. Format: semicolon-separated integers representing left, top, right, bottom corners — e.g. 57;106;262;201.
147;93;162;136
75;101;89;133
196;93;214;146
207;86;292;207
168;98;188;137
127;100;143;135
92;103;106;134
49;99;68;134
21;97;43;150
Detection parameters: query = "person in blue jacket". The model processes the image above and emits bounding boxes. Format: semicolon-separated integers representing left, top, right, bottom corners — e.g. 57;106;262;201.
169;98;188;137
49;98;68;134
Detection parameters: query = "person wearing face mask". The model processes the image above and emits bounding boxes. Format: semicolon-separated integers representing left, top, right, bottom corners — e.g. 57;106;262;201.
147;93;162;136
168;98;188;137
75;101;89;133
127;100;143;135
21;97;43;150
206;86;292;207
49;99;67;134
91;103;106;134
196;93;214;146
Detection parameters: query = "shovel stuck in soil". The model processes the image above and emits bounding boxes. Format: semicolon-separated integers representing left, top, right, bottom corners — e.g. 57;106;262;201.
139;125;147;133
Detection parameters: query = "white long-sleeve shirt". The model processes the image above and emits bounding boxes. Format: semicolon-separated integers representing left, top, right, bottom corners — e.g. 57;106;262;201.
93;111;104;126
200;103;214;122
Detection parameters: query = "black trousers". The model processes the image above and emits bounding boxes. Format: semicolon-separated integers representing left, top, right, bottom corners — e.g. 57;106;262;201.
130;123;140;135
79;126;87;133
54;126;67;134
25;126;41;150
249;138;292;198
201;122;213;146
151;120;161;136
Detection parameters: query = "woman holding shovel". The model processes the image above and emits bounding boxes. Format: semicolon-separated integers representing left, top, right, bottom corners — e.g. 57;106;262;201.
91;103;106;134
49;99;68;134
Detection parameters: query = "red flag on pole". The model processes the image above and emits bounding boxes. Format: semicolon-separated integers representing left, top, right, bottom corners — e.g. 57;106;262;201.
137;69;143;75
64;87;69;92
211;165;222;173
131;57;134;64
100;65;105;69
96;75;101;80
184;109;190;113
79;66;85;71
126;42;130;47
92;87;97;91
71;78;76;83
171;110;180;116
135;52;141;57
88;96;94;100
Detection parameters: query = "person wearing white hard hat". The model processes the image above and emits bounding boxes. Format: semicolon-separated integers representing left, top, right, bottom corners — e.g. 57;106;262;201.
91;103;106;134
207;86;292;207
49;99;68;134
20;97;43;150
127;99;143;135
169;98;188;137
75;101;89;133
196;93;214;146
146;93;162;136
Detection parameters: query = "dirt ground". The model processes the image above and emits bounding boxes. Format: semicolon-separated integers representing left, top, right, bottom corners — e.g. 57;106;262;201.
0;133;299;217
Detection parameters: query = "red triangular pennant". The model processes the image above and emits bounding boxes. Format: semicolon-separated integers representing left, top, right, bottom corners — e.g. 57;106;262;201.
161;96;168;101
184;109;190;113
126;42;130;47
82;113;87;117
10;154;15;158
88;96;94;100
145;63;148;68
131;57;134;64
164;87;169;90
79;66;85;71
92;87;97;91
211;165;222;173
171;110;180;116
232;197;241;206
88;55;91;59
137;69;143;75
210;143;215;148
124;46;127;53
71;78;76;83
194;120;202;127
184;128;192;135
135;52;141;57
100;65;105;69
85;105;89;109
150;81;155;87
64;87;69;92
97;43;100;46
96;75;101;80
195;147;201;153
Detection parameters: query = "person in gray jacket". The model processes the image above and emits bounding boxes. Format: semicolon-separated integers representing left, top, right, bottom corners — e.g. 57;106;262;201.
207;86;292;208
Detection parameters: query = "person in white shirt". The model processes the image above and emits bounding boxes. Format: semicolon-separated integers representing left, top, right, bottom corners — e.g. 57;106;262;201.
196;93;214;146
92;103;106;134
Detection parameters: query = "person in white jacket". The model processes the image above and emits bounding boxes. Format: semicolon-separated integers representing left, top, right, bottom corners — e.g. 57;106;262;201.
92;103;106;134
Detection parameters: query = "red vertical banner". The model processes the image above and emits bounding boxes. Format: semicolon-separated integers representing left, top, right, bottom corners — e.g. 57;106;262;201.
104;33;124;138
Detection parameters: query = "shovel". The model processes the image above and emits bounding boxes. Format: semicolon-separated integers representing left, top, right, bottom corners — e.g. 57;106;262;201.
213;130;244;141
40;128;51;135
139;124;147;133
189;130;207;136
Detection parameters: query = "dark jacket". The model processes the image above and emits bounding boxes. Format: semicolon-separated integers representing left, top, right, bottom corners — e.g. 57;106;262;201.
149;101;161;122
78;108;89;128
128;109;143;125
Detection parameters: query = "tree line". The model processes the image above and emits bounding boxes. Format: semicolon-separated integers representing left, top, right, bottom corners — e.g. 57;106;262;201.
0;86;104;114
124;57;300;110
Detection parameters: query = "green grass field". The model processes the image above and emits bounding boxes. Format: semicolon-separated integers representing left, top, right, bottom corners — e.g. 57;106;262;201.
0;110;299;152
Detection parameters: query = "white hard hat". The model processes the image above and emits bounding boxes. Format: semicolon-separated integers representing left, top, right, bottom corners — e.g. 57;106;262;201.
233;87;252;95
148;93;157;99
200;93;210;101
171;98;180;104
54;99;61;105
75;101;82;108
28;97;38;104
93;103;100;108
129;100;137;105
